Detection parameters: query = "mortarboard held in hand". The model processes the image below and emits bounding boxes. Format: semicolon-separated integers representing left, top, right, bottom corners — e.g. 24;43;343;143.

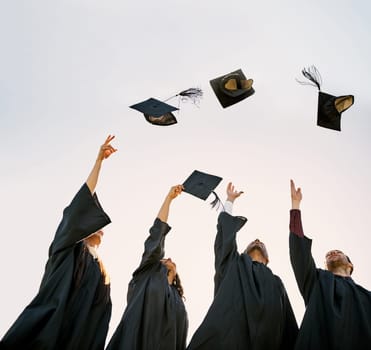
130;88;203;126
183;170;223;209
297;66;354;131
210;69;255;108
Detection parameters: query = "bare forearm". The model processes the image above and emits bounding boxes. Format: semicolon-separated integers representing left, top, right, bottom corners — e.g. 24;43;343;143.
86;159;103;194
157;196;172;223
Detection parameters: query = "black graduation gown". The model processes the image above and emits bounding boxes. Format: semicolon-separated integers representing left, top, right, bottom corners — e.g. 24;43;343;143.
0;183;112;350
187;212;298;350
289;212;371;349
106;218;188;350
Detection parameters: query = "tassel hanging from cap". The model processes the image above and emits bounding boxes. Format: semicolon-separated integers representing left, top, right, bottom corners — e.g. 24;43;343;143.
209;191;225;211
164;87;203;107
177;87;203;105
296;65;322;90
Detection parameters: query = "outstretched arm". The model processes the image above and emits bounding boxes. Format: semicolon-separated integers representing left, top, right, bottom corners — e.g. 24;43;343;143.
133;185;183;276
214;182;246;294
289;179;317;305
157;185;183;223
50;136;115;254
86;135;117;194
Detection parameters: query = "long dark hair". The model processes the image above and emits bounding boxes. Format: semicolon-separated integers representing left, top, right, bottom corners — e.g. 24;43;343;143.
73;243;110;304
172;273;185;300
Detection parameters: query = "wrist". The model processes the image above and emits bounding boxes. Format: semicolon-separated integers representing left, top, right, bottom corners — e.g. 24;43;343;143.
291;201;301;210
165;195;174;202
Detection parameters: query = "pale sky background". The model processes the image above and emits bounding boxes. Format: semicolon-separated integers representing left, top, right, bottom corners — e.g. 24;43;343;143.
1;0;371;346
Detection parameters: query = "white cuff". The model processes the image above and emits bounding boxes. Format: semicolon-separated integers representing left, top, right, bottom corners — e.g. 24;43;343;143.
223;200;233;215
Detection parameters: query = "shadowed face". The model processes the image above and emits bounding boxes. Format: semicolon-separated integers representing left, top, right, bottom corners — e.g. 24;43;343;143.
325;249;353;274
161;258;177;276
84;230;104;247
245;239;269;264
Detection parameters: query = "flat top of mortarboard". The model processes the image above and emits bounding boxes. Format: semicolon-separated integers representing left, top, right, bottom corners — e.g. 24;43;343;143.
182;170;223;201
130;98;179;117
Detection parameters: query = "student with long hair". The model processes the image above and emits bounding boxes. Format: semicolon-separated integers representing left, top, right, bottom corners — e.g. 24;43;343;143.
0;135;117;350
106;185;188;350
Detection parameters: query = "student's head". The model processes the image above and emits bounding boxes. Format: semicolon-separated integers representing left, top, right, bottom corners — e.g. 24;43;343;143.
244;239;269;265
84;230;104;247
325;249;353;275
161;258;185;298
161;258;177;277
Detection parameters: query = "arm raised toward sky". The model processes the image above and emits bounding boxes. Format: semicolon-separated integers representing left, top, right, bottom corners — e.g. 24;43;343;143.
86;135;117;194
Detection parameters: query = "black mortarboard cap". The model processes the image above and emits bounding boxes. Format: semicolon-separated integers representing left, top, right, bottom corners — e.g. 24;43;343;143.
130;98;179;126
210;69;255;108
317;92;354;131
298;66;354;131
183;170;223;209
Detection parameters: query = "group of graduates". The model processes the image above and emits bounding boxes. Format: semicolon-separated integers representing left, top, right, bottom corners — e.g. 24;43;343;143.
1;135;371;350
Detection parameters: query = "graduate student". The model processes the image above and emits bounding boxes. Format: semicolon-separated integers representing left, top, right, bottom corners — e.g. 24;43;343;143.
289;179;371;349
106;185;188;350
0;135;117;350
187;182;298;350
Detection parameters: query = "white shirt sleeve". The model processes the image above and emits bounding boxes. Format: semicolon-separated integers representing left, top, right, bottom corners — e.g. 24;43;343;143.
223;200;233;215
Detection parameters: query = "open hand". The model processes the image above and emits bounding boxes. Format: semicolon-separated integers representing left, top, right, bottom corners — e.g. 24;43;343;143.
226;182;244;203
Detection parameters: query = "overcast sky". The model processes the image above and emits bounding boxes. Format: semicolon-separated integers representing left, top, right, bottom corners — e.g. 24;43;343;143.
1;0;371;345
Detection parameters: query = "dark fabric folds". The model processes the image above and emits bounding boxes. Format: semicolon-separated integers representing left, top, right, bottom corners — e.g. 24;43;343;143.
0;183;112;350
187;212;298;350
106;218;188;350
289;211;371;349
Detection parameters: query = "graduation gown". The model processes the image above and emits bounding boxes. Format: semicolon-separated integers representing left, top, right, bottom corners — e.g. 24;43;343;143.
289;209;371;349
106;218;188;350
187;212;298;350
0;183;112;350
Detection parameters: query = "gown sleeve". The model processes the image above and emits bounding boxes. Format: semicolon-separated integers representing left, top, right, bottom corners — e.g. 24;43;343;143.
214;212;247;295
49;183;111;255
289;209;318;305
132;218;171;277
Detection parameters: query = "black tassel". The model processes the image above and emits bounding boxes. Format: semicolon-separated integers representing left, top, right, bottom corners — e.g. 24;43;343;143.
209;191;224;211
177;87;203;105
296;65;322;90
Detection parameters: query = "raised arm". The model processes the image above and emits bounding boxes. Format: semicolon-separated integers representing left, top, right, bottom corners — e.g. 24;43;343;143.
289;179;317;305
134;185;183;275
50;136;116;254
157;185;183;223
86;135;117;194
214;182;246;294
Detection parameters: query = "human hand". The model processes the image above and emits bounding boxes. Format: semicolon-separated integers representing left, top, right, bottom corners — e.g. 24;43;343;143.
290;179;302;209
167;185;184;200
97;135;117;161
226;182;244;203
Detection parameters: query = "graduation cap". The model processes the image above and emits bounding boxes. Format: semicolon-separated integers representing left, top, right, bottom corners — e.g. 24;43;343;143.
130;88;203;126
210;69;255;108
183;170;223;209
130;98;179;126
297;66;354;131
